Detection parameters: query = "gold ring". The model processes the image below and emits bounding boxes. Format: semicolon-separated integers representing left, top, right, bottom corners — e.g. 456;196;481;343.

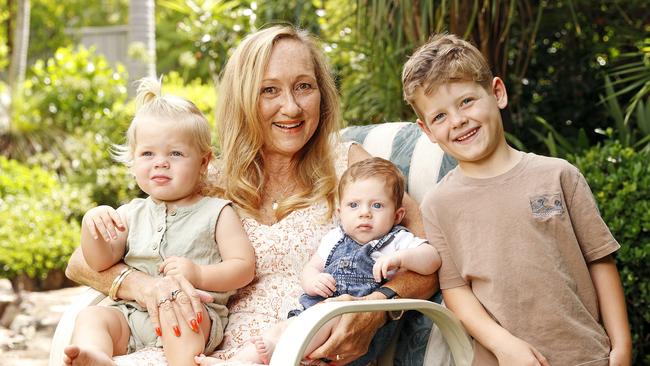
170;289;182;301
335;354;343;361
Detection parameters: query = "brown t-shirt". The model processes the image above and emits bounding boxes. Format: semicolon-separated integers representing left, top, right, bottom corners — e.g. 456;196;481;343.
421;153;619;366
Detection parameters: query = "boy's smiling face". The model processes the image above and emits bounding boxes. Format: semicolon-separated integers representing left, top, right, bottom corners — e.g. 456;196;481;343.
414;78;509;173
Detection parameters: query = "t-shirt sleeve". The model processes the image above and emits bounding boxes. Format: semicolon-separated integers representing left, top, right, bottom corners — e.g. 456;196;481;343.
317;226;344;259
565;168;620;262
390;230;427;250
421;199;467;289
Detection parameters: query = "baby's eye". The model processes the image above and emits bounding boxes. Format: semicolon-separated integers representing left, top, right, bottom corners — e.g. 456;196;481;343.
140;151;153;157
170;151;184;157
348;202;358;208
372;202;383;209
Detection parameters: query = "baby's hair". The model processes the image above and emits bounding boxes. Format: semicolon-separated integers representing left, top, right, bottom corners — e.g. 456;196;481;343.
112;76;213;165
402;33;493;109
338;157;405;208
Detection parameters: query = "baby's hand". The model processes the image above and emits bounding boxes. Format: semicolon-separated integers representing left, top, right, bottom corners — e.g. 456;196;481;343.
304;273;336;298
372;254;402;282
160;256;200;285
83;205;125;242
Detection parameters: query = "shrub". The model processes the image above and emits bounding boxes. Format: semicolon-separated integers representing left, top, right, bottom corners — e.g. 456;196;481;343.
0;157;84;284
571;141;650;363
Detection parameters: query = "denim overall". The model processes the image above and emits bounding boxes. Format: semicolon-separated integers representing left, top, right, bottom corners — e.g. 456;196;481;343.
297;225;408;310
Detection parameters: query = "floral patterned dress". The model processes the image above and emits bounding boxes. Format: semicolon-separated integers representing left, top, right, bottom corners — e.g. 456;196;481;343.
114;142;351;366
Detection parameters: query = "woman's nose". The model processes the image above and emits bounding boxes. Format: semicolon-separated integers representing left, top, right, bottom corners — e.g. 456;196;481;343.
280;92;302;117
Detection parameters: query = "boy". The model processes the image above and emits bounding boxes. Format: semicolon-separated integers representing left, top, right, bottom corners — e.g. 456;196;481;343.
402;33;631;365
196;157;441;365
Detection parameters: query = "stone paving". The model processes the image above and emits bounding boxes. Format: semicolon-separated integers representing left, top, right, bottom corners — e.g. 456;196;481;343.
0;279;86;366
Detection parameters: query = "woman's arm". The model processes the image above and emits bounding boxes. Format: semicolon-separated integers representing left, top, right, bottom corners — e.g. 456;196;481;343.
588;255;632;366
66;247;208;337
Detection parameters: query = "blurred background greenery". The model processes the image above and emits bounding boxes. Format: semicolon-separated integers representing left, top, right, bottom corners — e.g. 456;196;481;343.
0;0;648;362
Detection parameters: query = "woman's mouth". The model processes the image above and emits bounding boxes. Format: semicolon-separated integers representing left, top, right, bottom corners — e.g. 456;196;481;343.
272;121;304;130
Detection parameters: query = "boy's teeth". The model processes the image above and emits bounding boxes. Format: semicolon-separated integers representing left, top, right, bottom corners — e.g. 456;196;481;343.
457;129;477;141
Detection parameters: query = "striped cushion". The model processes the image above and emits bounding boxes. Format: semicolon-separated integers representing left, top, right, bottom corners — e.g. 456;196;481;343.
342;122;457;204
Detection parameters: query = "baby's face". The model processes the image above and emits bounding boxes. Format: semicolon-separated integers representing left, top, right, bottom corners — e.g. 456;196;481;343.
338;177;400;244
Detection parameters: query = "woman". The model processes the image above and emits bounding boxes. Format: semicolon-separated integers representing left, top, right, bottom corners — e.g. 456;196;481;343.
65;25;438;365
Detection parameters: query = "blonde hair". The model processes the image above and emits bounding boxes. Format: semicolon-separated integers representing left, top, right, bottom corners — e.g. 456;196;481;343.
338;157;405;209
214;25;340;221
113;76;214;193
402;33;493;111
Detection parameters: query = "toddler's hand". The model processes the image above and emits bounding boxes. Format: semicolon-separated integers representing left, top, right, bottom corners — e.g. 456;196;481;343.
83;205;125;242
160;256;200;285
495;336;550;366
304;273;336;298
372;254;402;282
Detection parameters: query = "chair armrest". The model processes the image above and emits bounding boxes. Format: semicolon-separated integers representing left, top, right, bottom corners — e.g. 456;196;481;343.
269;299;473;366
49;287;107;366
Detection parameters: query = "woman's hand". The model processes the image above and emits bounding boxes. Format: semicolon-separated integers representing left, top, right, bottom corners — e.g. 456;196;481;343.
303;273;337;298
308;293;387;365
139;274;211;337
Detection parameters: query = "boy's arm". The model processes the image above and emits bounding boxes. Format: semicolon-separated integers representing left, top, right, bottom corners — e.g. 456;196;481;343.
443;285;550;366
588;255;632;366
197;205;256;292
373;243;441;281
80;205;128;272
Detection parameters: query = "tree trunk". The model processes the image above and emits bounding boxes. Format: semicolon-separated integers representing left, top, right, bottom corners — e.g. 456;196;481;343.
8;0;30;91
128;0;156;95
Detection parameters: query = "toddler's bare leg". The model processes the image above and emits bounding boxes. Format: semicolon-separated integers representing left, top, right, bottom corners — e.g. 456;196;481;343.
161;303;211;366
63;306;130;366
229;320;288;364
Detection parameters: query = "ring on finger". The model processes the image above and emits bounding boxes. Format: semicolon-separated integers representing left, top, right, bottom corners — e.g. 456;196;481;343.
170;289;182;301
158;296;171;306
335;354;344;361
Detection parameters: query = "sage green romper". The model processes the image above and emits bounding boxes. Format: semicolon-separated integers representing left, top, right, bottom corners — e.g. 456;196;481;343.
106;196;232;353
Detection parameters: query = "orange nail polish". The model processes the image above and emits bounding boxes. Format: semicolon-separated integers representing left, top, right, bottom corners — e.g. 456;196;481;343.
173;325;181;337
190;319;199;332
155;327;162;337
197;312;203;324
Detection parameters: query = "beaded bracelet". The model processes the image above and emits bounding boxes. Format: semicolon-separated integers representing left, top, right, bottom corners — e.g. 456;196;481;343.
109;267;134;301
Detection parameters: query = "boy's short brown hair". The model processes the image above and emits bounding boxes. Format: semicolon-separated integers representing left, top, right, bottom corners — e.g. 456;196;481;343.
338;157;405;208
402;33;493;109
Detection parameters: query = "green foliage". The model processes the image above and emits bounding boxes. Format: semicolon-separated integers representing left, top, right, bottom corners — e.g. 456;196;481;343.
571;141;650;363
0;156;84;281
14;45;128;138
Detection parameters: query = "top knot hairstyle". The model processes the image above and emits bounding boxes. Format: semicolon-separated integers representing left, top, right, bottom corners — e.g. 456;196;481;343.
402;33;493;110
112;76;213;166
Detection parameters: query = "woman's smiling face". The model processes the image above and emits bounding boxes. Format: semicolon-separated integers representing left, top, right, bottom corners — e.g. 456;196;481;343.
257;38;321;158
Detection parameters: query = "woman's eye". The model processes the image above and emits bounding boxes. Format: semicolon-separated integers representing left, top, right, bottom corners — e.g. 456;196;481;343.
348;202;358;208
296;82;312;91
261;86;277;95
372;202;383;209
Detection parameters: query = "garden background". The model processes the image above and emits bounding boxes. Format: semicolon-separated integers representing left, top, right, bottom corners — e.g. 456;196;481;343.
0;0;648;363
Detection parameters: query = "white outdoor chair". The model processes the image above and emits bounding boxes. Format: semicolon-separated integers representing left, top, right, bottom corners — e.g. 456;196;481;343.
49;122;472;366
